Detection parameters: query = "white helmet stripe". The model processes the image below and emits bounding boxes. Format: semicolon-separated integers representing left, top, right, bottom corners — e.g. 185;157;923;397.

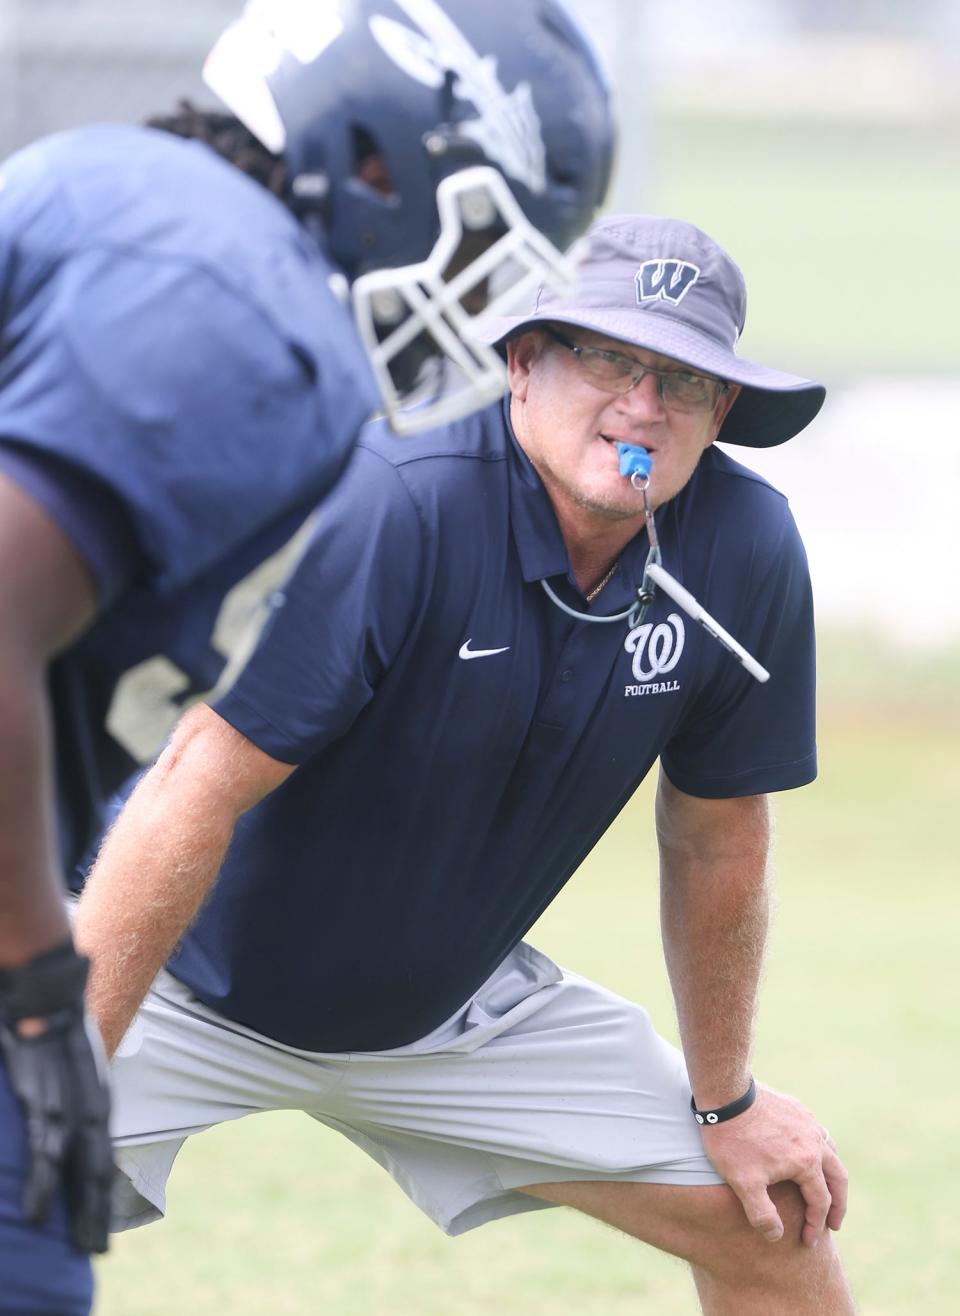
203;2;346;155
371;0;547;194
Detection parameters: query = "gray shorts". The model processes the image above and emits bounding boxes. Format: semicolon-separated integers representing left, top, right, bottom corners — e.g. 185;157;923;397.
110;943;722;1237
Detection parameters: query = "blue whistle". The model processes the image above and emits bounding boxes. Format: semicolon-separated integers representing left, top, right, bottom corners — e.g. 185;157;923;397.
615;443;652;479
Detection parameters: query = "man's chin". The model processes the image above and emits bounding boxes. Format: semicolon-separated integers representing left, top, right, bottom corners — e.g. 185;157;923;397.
572;485;647;522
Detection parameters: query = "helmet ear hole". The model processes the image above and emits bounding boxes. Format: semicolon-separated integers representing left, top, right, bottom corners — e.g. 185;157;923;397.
548;164;579;189
351;125;397;198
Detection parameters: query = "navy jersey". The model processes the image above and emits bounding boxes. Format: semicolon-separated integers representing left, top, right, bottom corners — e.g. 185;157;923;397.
0;124;379;872
170;399;817;1053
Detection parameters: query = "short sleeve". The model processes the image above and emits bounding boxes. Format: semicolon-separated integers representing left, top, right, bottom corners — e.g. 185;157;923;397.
212;445;425;763
660;503;817;798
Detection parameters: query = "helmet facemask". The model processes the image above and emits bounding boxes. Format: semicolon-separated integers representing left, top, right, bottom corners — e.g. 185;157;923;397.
351;166;580;432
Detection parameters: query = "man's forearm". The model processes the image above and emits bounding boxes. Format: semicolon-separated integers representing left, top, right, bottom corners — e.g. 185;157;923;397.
74;778;234;1056
74;704;293;1057
656;776;772;1110
0;671;73;964
74;718;237;1056
656;775;850;1250
0;472;100;964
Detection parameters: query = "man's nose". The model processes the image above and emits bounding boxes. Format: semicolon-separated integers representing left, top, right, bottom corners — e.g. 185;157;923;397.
615;370;666;420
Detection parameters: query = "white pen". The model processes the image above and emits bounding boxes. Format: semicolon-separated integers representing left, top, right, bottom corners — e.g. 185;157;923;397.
643;562;770;684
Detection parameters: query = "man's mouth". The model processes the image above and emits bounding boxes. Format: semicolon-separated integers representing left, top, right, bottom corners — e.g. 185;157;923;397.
600;433;655;452
595;431;655;468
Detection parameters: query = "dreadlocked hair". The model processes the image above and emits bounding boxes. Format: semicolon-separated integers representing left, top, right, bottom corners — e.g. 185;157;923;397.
145;99;289;199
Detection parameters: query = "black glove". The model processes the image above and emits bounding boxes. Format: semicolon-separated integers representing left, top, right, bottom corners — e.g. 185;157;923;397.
0;939;112;1253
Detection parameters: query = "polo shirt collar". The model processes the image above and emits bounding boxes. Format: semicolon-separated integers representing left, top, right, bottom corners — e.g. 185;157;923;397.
503;398;570;584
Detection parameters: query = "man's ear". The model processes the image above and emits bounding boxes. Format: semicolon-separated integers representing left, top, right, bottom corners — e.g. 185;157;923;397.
505;331;545;403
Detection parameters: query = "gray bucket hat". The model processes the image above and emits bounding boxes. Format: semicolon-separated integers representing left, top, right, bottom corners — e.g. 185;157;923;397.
473;214;825;447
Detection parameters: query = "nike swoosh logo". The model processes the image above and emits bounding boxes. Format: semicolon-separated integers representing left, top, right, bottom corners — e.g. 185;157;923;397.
459;639;510;660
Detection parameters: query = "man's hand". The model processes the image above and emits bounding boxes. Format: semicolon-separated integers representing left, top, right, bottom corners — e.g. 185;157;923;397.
0;939;113;1253
701;1082;848;1248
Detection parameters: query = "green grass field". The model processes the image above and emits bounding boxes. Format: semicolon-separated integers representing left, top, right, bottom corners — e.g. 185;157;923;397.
93;640;960;1316
93;110;960;1314
642;118;960;378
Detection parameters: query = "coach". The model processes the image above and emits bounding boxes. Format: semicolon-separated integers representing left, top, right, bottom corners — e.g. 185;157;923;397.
77;216;854;1314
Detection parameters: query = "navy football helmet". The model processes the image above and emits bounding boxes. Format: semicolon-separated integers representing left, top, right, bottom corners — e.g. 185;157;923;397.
204;0;616;431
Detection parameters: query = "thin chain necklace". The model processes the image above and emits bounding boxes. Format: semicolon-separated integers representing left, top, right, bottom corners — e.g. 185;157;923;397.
584;559;618;604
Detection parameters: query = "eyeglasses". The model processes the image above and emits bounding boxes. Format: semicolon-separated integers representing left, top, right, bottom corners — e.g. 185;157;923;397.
545;328;729;413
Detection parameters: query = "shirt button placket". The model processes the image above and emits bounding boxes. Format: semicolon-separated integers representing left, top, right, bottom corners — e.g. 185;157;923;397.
538;632;588;727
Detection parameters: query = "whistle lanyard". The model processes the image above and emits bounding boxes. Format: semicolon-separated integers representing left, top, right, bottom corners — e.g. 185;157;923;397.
539;470;661;628
539;472;770;683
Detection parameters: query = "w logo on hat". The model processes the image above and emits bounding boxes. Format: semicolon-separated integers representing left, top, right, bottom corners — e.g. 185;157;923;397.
636;260;700;306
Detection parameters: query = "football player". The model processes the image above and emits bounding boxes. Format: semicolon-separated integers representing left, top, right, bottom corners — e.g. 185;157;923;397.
0;3;615;1310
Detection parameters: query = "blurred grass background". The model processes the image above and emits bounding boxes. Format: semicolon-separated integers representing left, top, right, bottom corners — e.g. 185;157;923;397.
652;119;960;375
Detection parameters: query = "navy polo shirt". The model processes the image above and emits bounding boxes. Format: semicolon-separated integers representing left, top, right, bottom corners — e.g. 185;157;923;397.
170;398;816;1052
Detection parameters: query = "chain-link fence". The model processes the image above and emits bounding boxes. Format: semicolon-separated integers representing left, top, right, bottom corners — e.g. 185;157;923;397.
2;1;956;192
0;1;236;156
0;0;652;207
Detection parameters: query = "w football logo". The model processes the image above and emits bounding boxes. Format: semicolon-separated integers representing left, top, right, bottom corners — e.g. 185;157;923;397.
636;260;700;306
624;613;685;682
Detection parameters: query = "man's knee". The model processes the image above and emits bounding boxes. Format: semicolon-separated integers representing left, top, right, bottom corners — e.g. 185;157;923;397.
685;1182;818;1283
686;1183;853;1313
523;1178;832;1282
